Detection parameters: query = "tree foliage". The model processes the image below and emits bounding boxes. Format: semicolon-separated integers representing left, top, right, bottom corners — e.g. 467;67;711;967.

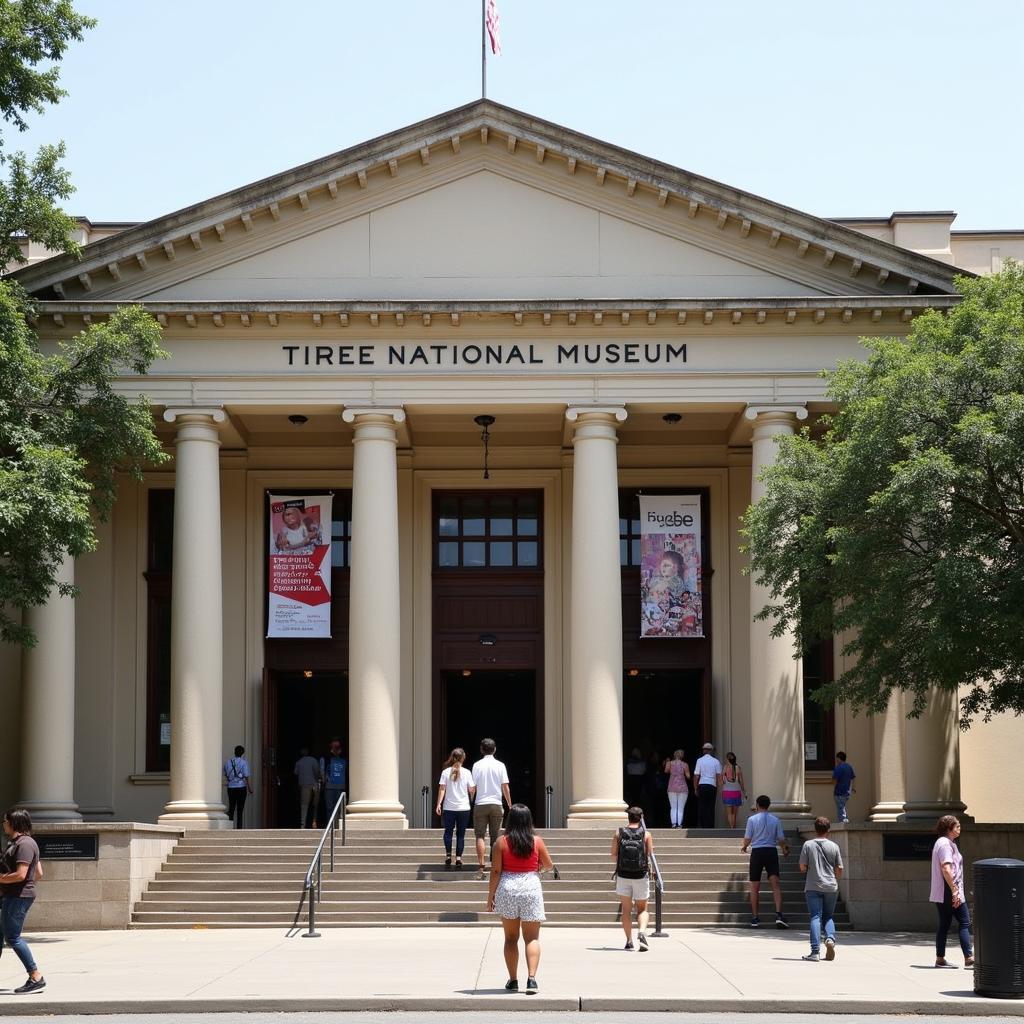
0;1;168;646
743;264;1024;726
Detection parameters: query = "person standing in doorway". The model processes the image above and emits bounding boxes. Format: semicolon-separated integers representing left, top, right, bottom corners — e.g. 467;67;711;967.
436;747;476;869
931;815;973;969
799;816;843;961
320;738;348;824
741;794;790;929
831;752;856;824
721;752;747;829
472;738;511;873
223;745;252;829
294;747;322;828
664;750;691;828
693;742;723;828
0;809;45;994
612;806;655;951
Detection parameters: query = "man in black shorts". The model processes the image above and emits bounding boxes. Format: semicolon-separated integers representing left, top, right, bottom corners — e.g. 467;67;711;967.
740;794;790;928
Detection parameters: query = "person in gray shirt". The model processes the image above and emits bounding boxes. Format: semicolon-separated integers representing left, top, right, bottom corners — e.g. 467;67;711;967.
294;748;323;828
799;816;844;961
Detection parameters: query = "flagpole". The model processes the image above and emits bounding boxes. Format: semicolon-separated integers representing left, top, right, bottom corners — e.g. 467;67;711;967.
481;0;487;98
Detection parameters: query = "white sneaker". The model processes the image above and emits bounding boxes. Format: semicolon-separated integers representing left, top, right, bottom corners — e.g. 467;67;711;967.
802;952;820;962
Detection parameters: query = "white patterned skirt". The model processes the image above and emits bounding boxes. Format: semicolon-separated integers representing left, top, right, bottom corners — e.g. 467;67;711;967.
494;871;546;922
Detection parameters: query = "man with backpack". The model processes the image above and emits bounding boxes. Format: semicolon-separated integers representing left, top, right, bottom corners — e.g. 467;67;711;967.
611;806;654;951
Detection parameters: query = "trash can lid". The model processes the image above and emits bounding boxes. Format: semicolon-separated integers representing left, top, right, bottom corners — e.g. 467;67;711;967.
973;858;1024;868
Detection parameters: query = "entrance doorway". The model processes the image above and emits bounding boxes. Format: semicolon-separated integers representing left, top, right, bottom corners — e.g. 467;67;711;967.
262;669;349;828
622;668;705;828
439;669;540;819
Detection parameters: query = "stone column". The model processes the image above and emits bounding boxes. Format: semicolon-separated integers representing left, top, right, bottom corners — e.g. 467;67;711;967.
342;408;407;827
901;688;968;820
20;552;82;821
566;407;628;827
159;409;230;827
745;406;811;821
868;690;907;821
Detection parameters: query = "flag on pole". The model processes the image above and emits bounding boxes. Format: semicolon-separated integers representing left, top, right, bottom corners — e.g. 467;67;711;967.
486;0;502;55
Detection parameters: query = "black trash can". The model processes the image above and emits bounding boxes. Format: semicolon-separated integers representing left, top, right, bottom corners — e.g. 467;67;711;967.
973;858;1024;998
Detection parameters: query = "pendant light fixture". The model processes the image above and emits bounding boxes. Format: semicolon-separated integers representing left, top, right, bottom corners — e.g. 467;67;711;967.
474;414;495;479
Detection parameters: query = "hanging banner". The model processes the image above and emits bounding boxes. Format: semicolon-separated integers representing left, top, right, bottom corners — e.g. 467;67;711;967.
639;495;703;638
267;494;333;638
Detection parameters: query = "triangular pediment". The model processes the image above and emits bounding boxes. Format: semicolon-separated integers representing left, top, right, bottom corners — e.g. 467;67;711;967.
12;101;963;304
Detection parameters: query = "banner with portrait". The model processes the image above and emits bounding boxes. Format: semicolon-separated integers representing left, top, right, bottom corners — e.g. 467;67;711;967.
267;494;333;638
638;495;703;638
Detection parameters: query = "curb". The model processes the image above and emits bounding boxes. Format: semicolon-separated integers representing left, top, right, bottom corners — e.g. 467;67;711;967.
1;994;1023;1016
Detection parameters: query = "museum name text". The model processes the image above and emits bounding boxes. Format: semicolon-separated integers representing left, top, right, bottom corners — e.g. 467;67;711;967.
281;342;687;369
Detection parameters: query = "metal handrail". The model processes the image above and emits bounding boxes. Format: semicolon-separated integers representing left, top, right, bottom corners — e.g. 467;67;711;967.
300;791;346;938
650;849;668;937
421;785;430;828
545;785;554;828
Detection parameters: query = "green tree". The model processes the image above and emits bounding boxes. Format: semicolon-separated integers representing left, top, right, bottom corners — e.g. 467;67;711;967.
743;264;1024;726
0;1;168;646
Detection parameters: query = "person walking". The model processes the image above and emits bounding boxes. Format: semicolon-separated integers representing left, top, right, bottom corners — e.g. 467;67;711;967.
487;804;554;994
294;748;322;828
721;752;747;829
624;748;646;809
0;808;45;994
741;794;790;928
471;738;511;873
223;744;252;829
320;738;348;824
436;747;476;870
831;751;856;824
693;742;723;828
931;815;974;969
664;750;691;828
799;816;844;961
612;806;655;951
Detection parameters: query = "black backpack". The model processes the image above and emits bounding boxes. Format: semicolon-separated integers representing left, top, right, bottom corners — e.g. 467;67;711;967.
616;825;648;876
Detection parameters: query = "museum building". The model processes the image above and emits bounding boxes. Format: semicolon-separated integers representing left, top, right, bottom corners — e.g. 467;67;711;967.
3;100;1022;830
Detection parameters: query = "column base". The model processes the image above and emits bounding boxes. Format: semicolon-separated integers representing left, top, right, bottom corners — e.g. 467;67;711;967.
898;800;971;823
567;798;627;828
766;801;813;827
158;800;231;829
345;801;408;830
868;801;907;822
18;801;82;823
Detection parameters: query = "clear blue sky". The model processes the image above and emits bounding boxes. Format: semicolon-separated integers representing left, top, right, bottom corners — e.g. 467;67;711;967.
12;0;1024;229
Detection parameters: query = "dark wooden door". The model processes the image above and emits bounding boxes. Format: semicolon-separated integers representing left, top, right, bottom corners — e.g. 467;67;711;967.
260;667;278;827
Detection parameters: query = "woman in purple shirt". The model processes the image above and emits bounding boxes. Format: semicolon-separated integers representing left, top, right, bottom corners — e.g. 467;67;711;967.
930;815;973;969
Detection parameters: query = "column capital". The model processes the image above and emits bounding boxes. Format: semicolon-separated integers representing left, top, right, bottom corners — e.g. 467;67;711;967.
163;407;227;424
342;407;406;424
744;405;808;423
565;406;628;423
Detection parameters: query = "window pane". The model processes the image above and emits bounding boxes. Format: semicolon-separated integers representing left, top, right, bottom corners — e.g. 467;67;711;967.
518;494;538;516
148;490;175;572
331;540;345;567
619;518;628;536
631;518;641;534
491;517;513;536
490;541;513;566
463;542;486;566
438;542;459;566
518;516;538;536
518;541;538;567
463;498;486;536
631;539;640;565
490;496;514;535
620;539;628;565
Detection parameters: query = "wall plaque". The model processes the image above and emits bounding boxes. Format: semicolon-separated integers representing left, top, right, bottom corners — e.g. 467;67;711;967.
882;834;934;861
36;834;99;861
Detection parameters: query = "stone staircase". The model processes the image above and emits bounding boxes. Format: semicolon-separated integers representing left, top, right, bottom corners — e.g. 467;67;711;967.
131;828;851;929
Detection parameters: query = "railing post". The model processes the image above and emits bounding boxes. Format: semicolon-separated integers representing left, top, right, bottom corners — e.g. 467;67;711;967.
340;792;346;848
421;785;429;828
304;880;320;938
651;851;668;938
545;785;554;828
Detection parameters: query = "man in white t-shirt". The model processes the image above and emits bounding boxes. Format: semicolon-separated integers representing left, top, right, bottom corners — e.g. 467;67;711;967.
470;738;511;872
693;742;723;829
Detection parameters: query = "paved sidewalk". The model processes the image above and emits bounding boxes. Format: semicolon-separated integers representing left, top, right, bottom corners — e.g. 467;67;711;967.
0;927;1017;1016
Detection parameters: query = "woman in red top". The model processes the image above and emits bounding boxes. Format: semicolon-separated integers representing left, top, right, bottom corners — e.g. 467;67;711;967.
487;803;554;994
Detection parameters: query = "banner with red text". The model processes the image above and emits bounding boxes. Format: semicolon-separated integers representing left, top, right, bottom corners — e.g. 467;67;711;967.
267;494;333;638
638;495;703;638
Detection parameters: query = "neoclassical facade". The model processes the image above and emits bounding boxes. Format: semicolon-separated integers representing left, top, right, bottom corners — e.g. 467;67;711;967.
2;101;1018;829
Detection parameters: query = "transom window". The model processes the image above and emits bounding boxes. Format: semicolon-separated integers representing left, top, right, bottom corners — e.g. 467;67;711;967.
329;492;353;569
434;492;542;569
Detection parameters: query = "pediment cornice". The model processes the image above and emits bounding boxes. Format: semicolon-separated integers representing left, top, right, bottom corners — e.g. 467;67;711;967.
12;100;966;300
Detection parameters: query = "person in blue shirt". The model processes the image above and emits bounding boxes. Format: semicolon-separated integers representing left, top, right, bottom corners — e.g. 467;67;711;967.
740;794;790;928
831;752;856;824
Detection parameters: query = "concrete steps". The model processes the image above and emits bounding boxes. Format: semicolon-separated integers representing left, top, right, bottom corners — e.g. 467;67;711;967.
131;828;851;930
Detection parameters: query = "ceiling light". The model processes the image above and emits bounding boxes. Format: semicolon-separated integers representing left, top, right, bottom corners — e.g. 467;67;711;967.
662;413;682;425
302;669;314;679
288;414;308;425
